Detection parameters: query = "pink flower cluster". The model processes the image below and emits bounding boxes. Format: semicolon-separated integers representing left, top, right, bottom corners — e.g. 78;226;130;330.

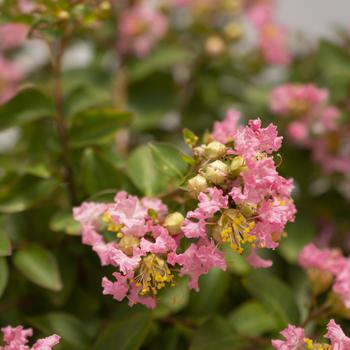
118;3;168;58
270;83;350;197
245;0;291;65
272;320;350;350
299;243;350;308
0;23;28;104
0;325;60;350
74;111;296;307
74;192;178;309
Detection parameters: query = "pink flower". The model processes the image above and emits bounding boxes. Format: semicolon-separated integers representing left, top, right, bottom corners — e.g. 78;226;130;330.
333;259;350;309
168;239;226;290
325;319;350;350
246;1;291;66
246;248;272;268
298;243;345;275
0;24;28;50
0;326;60;350
102;272;130;302
271;324;306;350
212;109;240;144
118;4;168;57
287;121;309;142
197;187;228;217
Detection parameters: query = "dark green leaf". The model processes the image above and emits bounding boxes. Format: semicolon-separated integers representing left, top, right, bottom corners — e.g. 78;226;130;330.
69;108;132;148
94;313;153;350
27;312;91;350
0;176;58;213
0;87;53;130
228;301;278;336
13;244;62;291
243;270;300;326
127;143;188;196
0;231;11;257
0;258;8;298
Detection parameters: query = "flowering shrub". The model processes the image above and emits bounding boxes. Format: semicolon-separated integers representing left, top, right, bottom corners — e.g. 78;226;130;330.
0;0;350;349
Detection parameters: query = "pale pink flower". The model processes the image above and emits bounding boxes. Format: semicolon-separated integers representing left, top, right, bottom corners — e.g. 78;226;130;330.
0;23;28;50
31;335;61;350
271;324;306;350
168;239;226;290
197;187;228;217
212;109;240;144
118;4;168;57
325;319;350;350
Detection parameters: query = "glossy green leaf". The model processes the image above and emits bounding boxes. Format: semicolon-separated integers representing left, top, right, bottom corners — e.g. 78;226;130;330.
13;244;62;291
128;45;192;82
0;258;8;298
191;317;246;350
154;278;190;317
228;301;278;336
69;108;132;147
0;176;58;213
0;231;11;257
127;143;188;196
243;270;300;326
80;148;126;195
27;312;91;350
94;313;153;350
189;269;230;317
0;87;53;130
278;218;316;263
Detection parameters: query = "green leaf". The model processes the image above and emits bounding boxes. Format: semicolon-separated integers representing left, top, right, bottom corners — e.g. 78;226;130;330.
69;108;132;148
127;143;188;196
191;317;246;350
154;278;190;317
222;245;250;276
49;212;81;236
0;156;51;178
183;128;199;148
0;176;58;213
228;301;278;336
0;87;53;130
278;218;316;263
0;230;11;256
0;258;8;298
80;148;126;195
243;270;300;326
27;312;91;350
94;313;153;350
189;269;230;317
13;244;62;291
128;45;192;82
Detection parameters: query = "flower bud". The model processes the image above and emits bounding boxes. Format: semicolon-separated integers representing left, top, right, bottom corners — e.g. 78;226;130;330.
224;22;242;41
308;268;333;296
205;35;225;56
205;141;227;159
193;145;206;158
100;1;111;11
164;212;184;235
119;235;140;256
230;156;245;176
188;174;208;193
205;160;229;185
58;10;69;20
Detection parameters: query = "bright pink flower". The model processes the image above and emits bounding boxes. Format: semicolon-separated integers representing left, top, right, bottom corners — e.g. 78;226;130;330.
168;239;226;290
325;319;350;350
118;4;168;57
271;324;306;350
197;187;228;217
0;24;28;50
0;326;60;350
102;272;130;302
212;109;240;144
298;243;345;275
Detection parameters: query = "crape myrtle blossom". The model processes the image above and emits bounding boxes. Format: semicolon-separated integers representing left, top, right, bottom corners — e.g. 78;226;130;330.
245;0;291;65
272;319;350;350
118;3;168;57
299;243;350;309
0;325;60;350
74;110;296;306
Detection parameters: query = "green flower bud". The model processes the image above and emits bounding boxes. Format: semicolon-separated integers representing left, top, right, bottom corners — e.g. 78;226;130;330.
205;141;227;159
164;212;184;235
188;174;208;193
230;156;245;176
119;235;140;256
205;160;229;185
